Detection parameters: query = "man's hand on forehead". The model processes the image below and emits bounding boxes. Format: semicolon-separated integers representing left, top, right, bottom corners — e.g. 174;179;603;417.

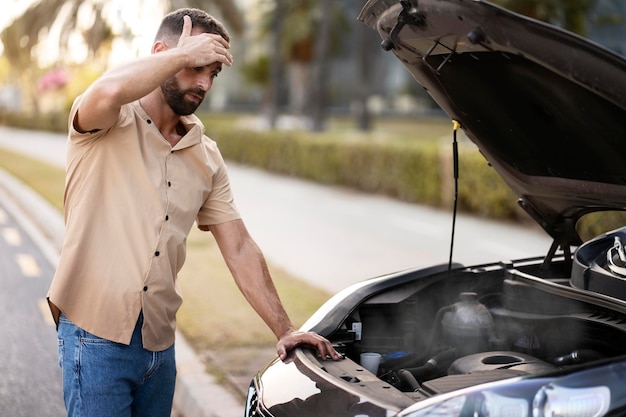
176;15;233;69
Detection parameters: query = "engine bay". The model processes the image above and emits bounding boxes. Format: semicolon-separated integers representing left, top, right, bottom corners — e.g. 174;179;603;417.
326;257;626;400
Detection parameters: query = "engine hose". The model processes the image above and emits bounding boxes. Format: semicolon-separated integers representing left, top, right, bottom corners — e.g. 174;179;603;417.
403;348;458;380
397;369;421;392
426;305;454;353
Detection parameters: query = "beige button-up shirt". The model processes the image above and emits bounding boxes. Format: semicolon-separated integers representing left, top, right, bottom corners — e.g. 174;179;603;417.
47;99;241;351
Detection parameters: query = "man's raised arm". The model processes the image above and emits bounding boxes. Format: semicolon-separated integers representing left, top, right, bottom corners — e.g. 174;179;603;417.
73;15;232;133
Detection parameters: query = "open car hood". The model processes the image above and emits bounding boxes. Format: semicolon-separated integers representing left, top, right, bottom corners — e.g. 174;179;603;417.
359;0;626;247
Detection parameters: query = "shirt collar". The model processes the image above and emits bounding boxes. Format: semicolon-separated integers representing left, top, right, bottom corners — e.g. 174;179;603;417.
175;114;204;150
131;101;205;150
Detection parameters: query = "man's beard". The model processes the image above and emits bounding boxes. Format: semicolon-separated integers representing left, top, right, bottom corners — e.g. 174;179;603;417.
160;76;205;116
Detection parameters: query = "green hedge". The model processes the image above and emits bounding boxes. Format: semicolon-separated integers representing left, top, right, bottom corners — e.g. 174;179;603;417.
209;126;527;221
224;133;442;205
457;148;523;220
3;111;622;238
1;111;67;132
210;126;625;237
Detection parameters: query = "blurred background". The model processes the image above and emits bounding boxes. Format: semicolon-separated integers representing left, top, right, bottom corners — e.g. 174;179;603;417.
1;3;625;410
1;0;626;236
1;0;625;134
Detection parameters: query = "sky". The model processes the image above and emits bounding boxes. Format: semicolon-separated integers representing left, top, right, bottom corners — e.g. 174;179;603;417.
1;1;31;58
3;0;33;31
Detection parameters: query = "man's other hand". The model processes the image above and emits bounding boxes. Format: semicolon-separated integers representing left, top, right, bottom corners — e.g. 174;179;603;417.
277;330;344;362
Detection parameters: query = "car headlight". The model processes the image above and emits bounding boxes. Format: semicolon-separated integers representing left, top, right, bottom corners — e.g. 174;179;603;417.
533;384;610;417
403;382;611;417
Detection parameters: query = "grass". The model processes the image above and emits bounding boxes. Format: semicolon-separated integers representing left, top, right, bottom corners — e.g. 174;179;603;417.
202;112;454;145
0;150;66;212
177;227;331;350
0;147;332;350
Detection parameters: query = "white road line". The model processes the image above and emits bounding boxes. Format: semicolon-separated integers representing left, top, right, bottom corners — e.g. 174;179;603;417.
38;299;55;326
2;227;22;246
16;253;41;277
0;208;7;224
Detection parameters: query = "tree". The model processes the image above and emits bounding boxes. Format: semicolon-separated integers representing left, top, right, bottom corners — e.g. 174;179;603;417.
252;0;349;131
0;0;243;114
1;0;116;69
308;0;332;132
1;0;108;113
354;0;374;132
492;0;594;35
268;0;285;129
2;0;243;65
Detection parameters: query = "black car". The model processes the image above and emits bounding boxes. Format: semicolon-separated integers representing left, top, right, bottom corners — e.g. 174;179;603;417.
245;1;626;416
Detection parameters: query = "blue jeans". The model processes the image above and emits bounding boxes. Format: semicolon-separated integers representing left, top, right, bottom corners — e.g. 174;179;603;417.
57;313;176;417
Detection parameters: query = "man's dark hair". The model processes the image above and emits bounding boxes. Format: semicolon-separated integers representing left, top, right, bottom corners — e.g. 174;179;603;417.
155;8;229;45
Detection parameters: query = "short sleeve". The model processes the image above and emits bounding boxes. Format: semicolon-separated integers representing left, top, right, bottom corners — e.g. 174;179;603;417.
196;146;241;230
67;96;133;145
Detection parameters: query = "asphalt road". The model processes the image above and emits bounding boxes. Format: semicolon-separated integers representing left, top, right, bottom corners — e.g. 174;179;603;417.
0;126;552;293
0;186;65;416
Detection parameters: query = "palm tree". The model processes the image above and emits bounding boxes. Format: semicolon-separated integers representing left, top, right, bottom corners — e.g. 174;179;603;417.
1;0;110;114
355;0;374;132
308;0;332;132
267;0;285;129
2;0;243;64
1;0;122;69
255;0;349;131
1;0;243;114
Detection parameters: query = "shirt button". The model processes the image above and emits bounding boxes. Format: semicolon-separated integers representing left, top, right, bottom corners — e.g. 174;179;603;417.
167;181;171;187
165;215;169;221
143;286;148;291
155;251;160;256
147;119;152;124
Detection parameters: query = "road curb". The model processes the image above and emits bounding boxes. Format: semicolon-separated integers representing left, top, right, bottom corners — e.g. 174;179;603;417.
0;166;244;417
174;337;244;417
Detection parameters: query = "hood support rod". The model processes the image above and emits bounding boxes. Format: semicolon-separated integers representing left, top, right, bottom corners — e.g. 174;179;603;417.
448;121;461;271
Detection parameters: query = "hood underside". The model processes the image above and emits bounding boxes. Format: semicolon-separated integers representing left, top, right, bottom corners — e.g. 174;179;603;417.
359;0;626;246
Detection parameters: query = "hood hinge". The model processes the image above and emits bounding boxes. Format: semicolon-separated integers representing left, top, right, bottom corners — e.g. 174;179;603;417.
381;0;426;51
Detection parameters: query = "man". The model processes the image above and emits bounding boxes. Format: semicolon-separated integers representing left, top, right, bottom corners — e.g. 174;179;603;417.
47;8;342;417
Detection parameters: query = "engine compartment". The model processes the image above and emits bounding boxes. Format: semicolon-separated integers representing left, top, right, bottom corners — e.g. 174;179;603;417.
327;259;626;398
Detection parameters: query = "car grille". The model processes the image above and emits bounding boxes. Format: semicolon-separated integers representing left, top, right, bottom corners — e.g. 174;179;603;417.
245;380;272;417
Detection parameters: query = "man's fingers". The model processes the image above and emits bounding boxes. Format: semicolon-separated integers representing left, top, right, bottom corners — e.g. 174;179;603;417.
277;331;343;363
218;46;234;66
180;15;192;40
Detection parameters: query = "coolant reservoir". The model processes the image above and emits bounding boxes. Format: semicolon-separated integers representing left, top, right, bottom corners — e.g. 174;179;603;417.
441;292;494;356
